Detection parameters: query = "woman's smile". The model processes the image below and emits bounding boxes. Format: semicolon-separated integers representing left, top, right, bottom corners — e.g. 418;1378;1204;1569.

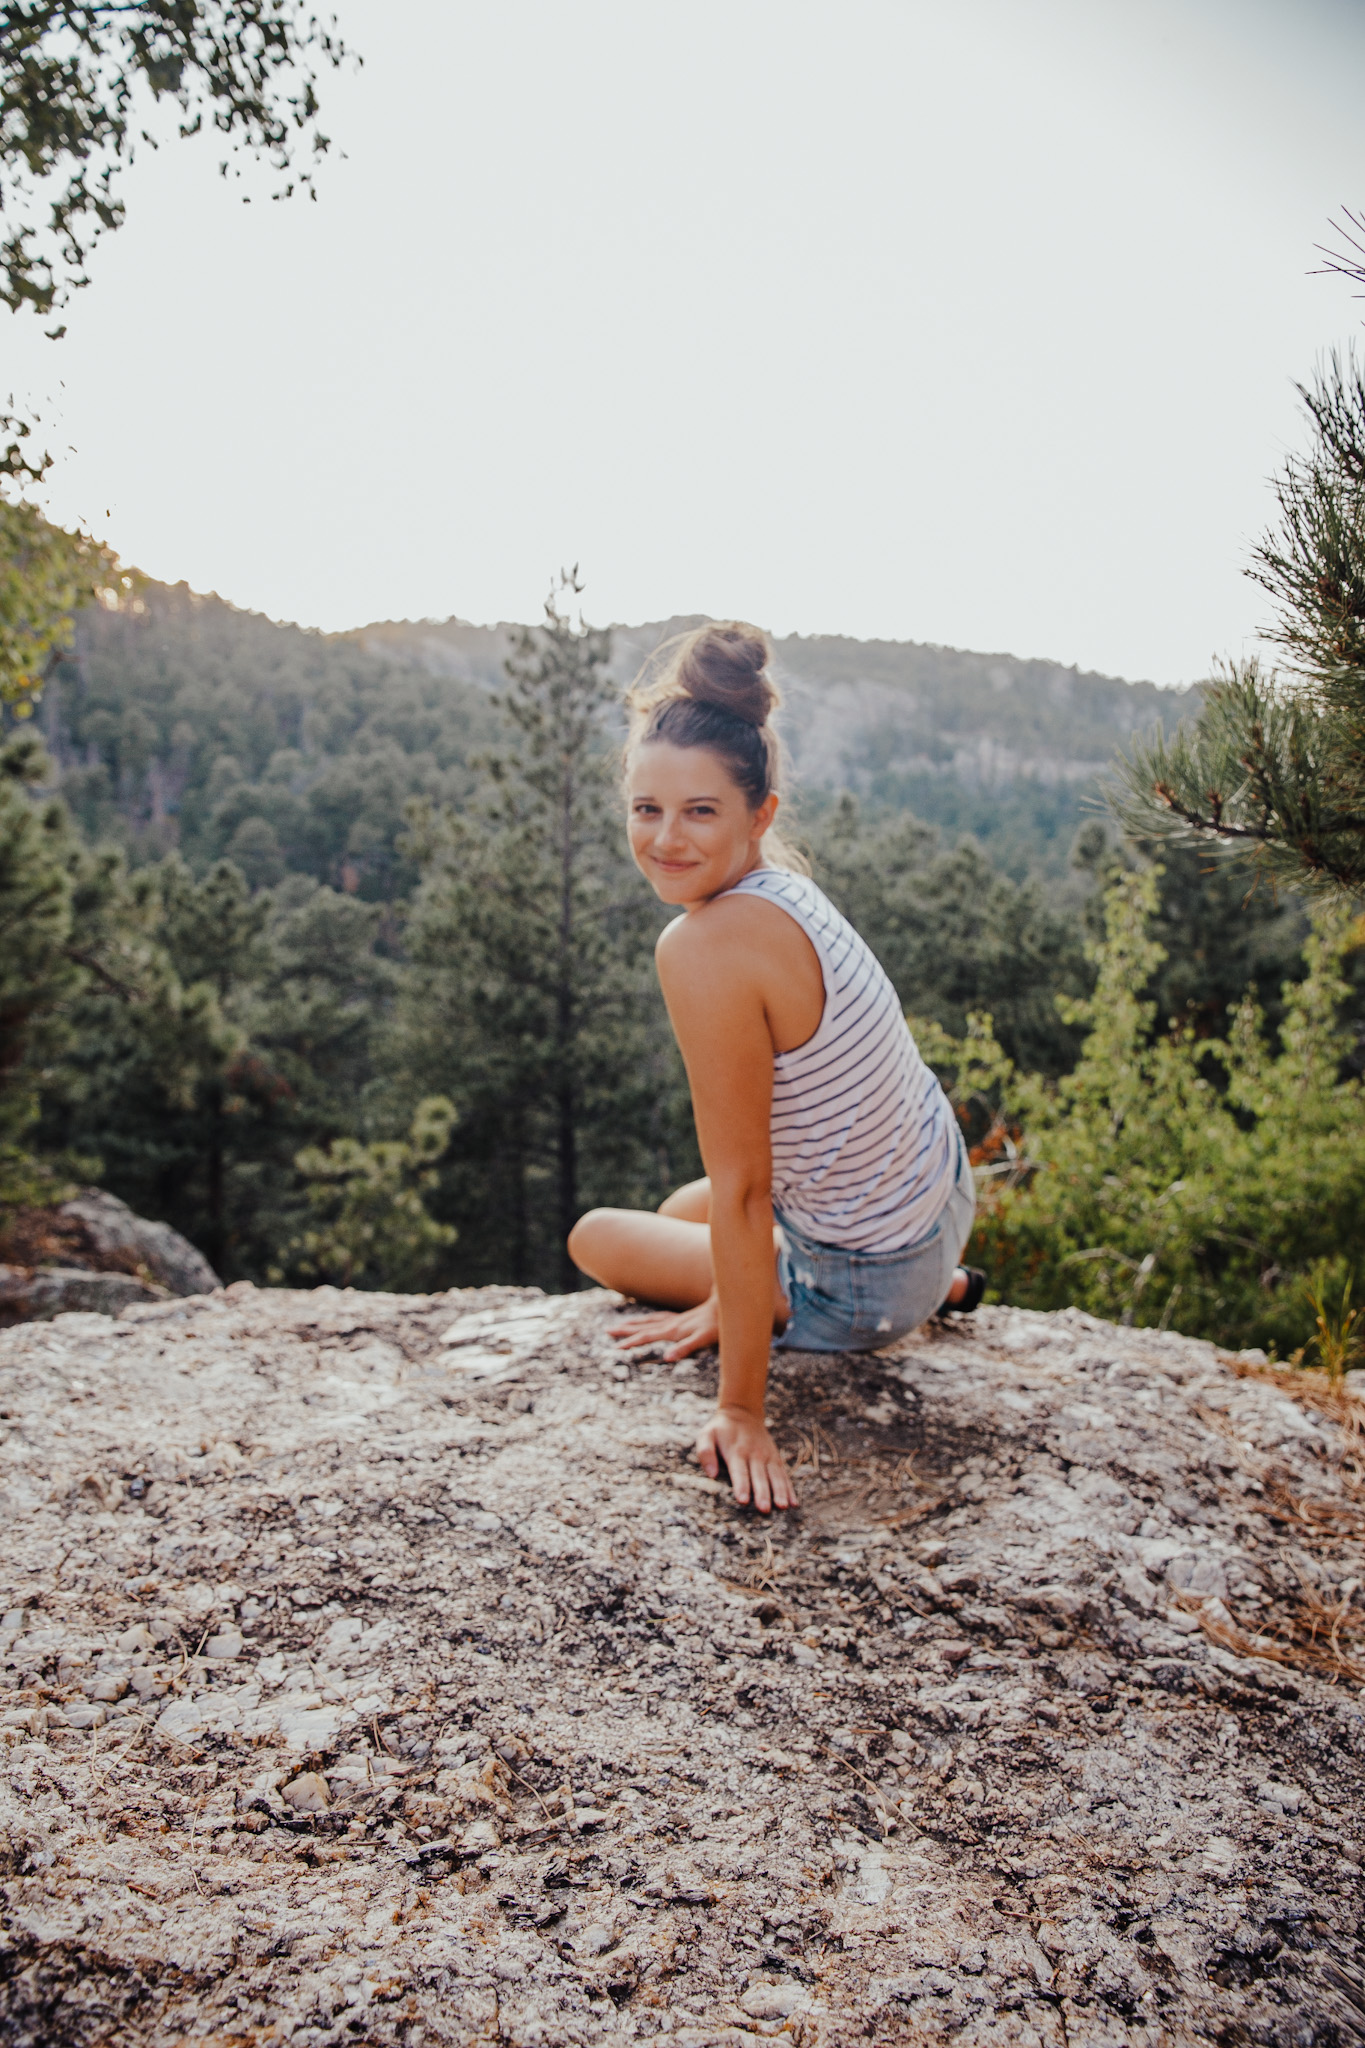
626;741;778;906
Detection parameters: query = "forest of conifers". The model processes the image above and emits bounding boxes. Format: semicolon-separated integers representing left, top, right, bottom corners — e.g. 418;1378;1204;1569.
4;563;1361;1363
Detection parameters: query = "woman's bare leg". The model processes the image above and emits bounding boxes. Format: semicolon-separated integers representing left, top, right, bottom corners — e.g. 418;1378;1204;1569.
568;1198;788;1334
658;1178;710;1223
568;1208;714;1310
573;1183;969;1317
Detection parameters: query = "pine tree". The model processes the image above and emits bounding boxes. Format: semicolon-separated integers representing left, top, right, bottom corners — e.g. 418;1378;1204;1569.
0;731;164;1195
0;733;83;1164
1115;348;1365;899
282;1096;457;1291
38;863;396;1279
0;503;115;716
388;578;692;1290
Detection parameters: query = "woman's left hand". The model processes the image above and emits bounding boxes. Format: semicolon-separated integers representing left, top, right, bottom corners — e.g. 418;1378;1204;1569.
608;1293;720;1361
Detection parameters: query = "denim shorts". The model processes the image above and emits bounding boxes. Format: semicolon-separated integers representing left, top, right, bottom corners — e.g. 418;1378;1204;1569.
773;1129;976;1353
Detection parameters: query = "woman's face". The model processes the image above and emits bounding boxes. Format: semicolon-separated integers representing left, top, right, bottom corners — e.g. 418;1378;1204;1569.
626;742;778;906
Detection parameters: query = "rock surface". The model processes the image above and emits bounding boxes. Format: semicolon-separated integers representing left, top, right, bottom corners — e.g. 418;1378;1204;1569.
0;1286;1362;2046
0;1189;220;1326
0;1264;164;1323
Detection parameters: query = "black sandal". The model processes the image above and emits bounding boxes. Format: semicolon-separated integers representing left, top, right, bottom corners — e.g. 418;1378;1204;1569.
937;1267;986;1317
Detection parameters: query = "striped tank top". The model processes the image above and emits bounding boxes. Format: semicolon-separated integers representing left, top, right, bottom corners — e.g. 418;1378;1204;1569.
727;866;956;1254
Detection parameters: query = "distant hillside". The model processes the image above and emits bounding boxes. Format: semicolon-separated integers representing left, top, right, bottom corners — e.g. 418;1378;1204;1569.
35;580;501;899
19;580;1199;889
352;614;1202;876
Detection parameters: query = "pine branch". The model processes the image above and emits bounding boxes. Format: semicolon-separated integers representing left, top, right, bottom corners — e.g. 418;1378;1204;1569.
1111;661;1365;900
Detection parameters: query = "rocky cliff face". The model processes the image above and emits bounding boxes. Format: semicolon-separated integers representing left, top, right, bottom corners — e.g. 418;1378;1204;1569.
0;1287;1362;2046
354;612;1198;800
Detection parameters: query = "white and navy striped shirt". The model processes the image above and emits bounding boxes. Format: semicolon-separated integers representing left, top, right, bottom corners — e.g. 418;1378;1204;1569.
727;866;956;1254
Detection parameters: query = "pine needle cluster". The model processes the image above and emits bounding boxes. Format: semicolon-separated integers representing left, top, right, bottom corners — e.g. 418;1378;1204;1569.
1114;351;1365;900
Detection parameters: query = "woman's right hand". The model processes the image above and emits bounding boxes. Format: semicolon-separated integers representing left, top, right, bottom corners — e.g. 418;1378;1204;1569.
695;1405;798;1513
608;1292;720;1362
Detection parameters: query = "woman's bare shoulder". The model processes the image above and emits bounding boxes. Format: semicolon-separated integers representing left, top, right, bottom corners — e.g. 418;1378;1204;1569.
657;890;823;1049
655;891;810;972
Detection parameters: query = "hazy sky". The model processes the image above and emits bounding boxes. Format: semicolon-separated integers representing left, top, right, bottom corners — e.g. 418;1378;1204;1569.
6;0;1365;683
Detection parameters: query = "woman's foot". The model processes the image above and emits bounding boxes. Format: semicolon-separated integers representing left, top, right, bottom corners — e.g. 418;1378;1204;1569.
938;1267;986;1315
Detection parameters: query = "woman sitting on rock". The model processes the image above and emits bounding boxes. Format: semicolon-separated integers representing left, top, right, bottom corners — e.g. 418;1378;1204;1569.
567;623;982;1514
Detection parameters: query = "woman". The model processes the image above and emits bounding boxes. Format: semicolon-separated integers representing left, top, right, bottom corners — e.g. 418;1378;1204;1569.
567;623;982;1515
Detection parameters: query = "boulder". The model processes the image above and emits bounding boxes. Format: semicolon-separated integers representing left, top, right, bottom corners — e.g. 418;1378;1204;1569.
55;1191;220;1296
0;1264;162;1326
0;1188;219;1325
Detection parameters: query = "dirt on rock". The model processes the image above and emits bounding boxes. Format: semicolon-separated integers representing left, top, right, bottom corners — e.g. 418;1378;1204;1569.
0;1284;1363;2046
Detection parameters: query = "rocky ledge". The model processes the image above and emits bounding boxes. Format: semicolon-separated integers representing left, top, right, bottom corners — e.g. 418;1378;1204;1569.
0;1287;1362;2046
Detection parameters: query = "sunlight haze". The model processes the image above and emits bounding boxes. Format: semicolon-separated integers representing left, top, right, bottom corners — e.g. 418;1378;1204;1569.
5;0;1365;684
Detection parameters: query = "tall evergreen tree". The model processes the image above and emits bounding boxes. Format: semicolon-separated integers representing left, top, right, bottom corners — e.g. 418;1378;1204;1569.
0;730;162;1191
388;580;693;1290
0;734;80;1157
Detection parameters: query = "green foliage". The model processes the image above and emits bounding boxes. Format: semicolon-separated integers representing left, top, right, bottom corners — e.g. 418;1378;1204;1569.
0;0;347;320
1115;351;1365;901
37;578;500;894
33;581;1212;897
825;767;1092;884
923;870;1365;1357
281;1097;457;1292
33;860;396;1279
1113;657;1365;901
0;1139;82;1210
1297;1264;1365;1386
386;582;695;1291
0;533;1348;1314
1;405;53;489
1252;348;1365;693
0;733;78;1149
1071;822;1311;1046
0;730;162;1158
804;793;1091;1075
0;502;116;713
9;579;692;1293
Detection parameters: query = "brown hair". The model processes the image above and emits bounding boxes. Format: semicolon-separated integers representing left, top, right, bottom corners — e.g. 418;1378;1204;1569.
625;621;808;872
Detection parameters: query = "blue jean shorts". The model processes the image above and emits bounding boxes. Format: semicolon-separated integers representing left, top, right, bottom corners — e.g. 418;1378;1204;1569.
773;1130;976;1353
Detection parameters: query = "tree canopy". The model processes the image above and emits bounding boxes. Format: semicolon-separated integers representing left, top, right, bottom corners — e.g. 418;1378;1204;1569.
0;499;117;712
926;869;1365;1359
0;0;348;322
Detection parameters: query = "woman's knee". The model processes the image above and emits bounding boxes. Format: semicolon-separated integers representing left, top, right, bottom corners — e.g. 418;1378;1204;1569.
567;1208;622;1277
658;1177;711;1222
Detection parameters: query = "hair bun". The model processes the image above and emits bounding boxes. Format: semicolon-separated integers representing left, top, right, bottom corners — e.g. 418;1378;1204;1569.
675;621;777;727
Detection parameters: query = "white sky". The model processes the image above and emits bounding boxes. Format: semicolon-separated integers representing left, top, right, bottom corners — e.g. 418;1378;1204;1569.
5;0;1365;684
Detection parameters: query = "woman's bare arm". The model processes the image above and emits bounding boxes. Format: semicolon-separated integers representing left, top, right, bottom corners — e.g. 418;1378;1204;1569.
655;902;797;1513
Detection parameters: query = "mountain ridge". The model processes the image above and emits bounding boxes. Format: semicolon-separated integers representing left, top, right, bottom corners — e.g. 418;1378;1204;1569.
347;609;1201;794
30;579;1203;885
